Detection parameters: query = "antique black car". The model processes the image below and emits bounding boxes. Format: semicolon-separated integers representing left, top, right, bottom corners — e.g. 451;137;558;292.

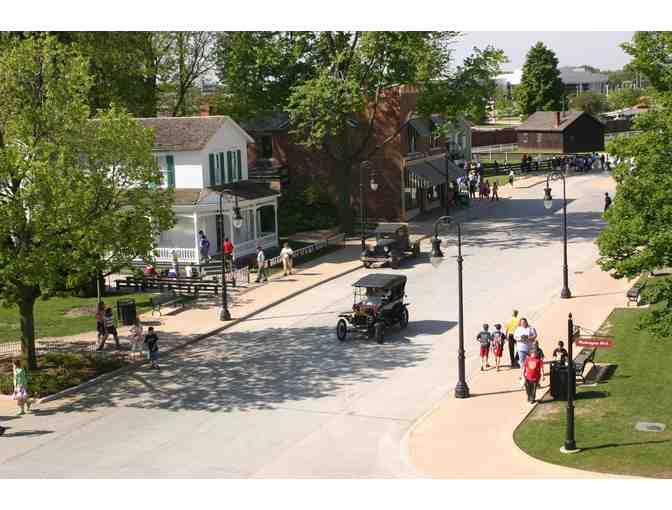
336;274;409;344
361;223;421;269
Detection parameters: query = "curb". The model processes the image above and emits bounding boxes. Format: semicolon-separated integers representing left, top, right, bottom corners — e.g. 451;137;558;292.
35;262;364;405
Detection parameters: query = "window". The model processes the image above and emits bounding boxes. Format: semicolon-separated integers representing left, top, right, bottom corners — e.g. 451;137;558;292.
165;155;175;189
408;126;417;154
522;133;529;144
236;149;242;180
259;135;273;159
536;133;543;144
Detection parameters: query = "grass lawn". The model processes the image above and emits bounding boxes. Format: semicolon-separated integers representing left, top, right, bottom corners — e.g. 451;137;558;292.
0;291;155;343
0;352;129;398
514;300;672;478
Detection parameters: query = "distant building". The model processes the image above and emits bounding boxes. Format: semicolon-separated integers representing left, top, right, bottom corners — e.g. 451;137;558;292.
516;111;605;153
602;105;649;121
559;66;608;95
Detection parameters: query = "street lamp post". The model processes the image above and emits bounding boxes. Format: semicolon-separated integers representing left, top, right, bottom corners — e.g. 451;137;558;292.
218;187;243;321
444;141;451;216
543;171;572;299
561;312;580;453
360;160;378;251
430;215;470;399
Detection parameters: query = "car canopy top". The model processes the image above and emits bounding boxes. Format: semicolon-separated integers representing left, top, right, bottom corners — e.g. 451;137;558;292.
352;274;407;289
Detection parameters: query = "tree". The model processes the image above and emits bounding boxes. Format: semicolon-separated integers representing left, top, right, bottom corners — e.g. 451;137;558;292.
597;92;672;335
0;36;174;368
607;87;645;110
622;32;672;92
569;91;609;115
157;32;217;117
515;42;565;115
213;31;317;120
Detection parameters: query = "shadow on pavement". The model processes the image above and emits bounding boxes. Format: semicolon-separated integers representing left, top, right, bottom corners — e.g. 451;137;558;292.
35;322;437;416
580;439;671;452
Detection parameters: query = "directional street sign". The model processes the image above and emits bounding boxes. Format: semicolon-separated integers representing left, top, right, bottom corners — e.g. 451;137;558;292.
575;337;614;348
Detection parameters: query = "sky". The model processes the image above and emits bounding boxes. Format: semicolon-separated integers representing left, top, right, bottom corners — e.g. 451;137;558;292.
452;31;635;71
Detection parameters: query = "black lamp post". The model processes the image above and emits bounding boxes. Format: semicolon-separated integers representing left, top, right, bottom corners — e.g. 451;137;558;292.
444;141;451;216
218;187;243;321
561;312;580;453
430;215;470;399
543;171;572;299
360;160;378;251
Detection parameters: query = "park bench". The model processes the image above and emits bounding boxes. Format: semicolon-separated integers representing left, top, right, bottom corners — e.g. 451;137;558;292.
626;281;646;306
573;347;596;382
116;276;220;295
150;291;185;316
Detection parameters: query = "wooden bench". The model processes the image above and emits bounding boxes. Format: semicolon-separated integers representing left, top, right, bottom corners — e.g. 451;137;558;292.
573;347;596;381
150;291;185;316
627;281;646;306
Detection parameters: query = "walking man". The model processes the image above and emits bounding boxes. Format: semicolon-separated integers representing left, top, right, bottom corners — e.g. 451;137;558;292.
523;350;544;404
280;242;294;276
505;309;520;368
491;181;499;201
144;327;160;370
508;169;515;187
255;246;268;283
604;192;612;213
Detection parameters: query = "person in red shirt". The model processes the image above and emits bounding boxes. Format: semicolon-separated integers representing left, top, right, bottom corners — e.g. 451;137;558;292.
223;237;234;271
523;350;544;404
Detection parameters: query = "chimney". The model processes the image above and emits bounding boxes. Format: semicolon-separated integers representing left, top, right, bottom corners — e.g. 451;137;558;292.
199;103;210;117
556;111;561;127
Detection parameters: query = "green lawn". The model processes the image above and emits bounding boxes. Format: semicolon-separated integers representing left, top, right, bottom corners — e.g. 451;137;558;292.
514;301;672;478
0;291;155;343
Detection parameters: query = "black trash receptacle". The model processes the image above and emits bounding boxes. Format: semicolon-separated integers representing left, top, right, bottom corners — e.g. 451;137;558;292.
550;362;576;401
117;298;137;326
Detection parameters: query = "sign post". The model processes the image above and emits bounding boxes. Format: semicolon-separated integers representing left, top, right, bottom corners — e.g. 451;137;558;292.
576;337;614;348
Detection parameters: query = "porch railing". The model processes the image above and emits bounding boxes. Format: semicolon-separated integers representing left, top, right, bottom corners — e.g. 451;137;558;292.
153;247;199;264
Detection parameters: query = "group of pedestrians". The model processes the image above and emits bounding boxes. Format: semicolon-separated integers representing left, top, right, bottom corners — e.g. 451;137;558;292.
476;309;569;404
462;168;500;201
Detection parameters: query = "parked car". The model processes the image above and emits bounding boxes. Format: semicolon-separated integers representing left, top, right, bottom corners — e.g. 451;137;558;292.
336;273;409;344
361;223;421;269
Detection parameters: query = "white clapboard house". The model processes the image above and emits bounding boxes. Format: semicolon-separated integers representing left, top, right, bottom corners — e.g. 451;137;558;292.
137;115;280;265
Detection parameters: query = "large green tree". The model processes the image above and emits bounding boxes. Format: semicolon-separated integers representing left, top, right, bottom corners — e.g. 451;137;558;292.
622;32;672;92
607;87;645;110
569;91;609;115
515;42;565;115
0;36;174;368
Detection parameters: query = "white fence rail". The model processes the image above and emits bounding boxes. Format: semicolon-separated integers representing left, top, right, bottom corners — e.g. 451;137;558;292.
472;143;518;154
267;233;345;268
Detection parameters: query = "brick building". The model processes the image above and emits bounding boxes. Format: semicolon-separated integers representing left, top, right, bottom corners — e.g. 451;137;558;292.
242;85;470;222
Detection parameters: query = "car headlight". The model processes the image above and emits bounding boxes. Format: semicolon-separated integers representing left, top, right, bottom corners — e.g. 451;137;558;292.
384;246;390;253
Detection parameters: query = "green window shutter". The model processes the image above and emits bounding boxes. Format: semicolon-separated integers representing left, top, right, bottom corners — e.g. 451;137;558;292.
208;153;216;186
227;151;233;183
166;155;175;189
236;149;242;180
219;152;226;183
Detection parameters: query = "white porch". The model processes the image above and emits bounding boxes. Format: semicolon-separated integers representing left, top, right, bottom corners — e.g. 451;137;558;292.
152;187;279;264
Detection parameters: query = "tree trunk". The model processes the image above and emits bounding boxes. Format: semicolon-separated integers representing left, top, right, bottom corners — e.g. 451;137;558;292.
18;286;39;370
337;162;353;233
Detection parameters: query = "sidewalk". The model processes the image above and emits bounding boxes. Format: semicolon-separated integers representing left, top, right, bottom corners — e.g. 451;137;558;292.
407;261;633;478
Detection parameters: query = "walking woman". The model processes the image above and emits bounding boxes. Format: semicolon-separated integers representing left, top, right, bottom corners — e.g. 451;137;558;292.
12;359;31;415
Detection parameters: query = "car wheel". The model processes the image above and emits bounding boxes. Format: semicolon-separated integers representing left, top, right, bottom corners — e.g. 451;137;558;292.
375;323;385;344
336;319;348;341
399;306;409;329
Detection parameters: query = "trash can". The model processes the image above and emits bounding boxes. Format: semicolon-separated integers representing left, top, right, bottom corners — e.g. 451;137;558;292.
117;298;137;326
550;362;576;401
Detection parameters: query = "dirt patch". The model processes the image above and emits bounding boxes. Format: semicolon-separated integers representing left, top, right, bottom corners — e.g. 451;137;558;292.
63;305;98;318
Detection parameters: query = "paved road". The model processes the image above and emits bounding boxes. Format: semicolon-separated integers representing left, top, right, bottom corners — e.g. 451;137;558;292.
0;173;614;478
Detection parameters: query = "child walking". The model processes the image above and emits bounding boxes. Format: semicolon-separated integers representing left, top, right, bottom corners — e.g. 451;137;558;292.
144;327;160;370
130;318;144;352
491;324;506;371
12;359;31;415
523;350;544;404
476;324;493;371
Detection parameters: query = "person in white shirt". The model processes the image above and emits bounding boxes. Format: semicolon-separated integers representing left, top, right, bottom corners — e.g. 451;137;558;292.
280;242;294;276
255;246;268;283
513;318;538;384
185;263;194;278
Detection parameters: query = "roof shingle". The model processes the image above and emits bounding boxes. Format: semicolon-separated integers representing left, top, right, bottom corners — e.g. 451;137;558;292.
137;116;234;152
515;111;603;132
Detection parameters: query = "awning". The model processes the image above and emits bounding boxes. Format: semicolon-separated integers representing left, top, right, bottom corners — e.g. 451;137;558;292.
428;159;466;180
407;117;434;137
407;162;445;187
